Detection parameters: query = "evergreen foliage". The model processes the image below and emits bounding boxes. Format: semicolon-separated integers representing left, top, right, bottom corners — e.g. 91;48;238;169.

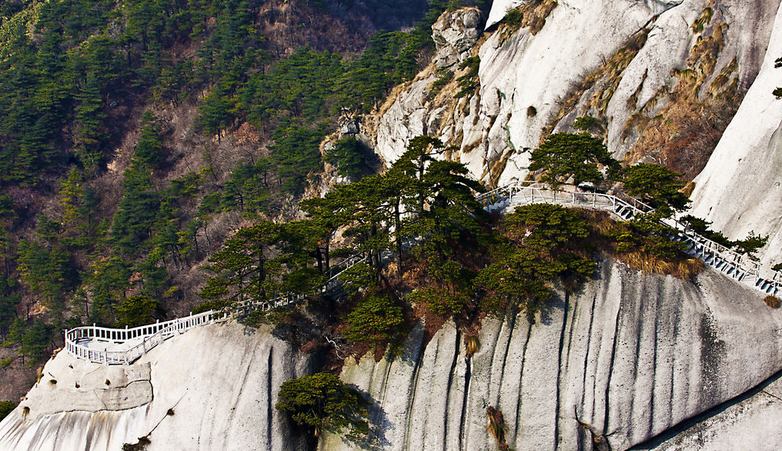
115;295;160;328
621;163;689;216
0;0;466;364
475;204;595;319
529;132;619;188
326;137;372;179
0;400;16;421
345;291;404;346
276;372;369;442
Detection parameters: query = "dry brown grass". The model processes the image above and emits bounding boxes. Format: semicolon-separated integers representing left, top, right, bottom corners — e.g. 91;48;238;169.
578;210;705;280
541;28;651;142
764;295;781;309
500;0;558;38
623;6;738;179
465;335;480;358
486;406;510;450
487;150;513;189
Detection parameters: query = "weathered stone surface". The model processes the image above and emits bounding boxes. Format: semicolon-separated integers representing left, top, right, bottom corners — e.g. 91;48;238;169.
2;262;782;450
375;0;780;190
17;357;152;421
0;322;311;451
689;1;782;268
432;7;481;68
633;370;782;451
321;261;782;450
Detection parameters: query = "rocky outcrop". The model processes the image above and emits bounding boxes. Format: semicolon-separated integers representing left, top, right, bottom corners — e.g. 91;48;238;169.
0;322;311;451
321;261;782;450
689;2;782;268
2;262;782;450
373;0;781;186
432;7;482;69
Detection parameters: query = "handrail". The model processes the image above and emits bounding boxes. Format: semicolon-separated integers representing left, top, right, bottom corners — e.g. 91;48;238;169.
486;182;781;296
64;253;369;365
66;182;781;365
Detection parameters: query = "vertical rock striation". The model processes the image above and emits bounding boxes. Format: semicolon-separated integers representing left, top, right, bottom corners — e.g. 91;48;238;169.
689;1;782;267
322;261;782;450
0;322;311;451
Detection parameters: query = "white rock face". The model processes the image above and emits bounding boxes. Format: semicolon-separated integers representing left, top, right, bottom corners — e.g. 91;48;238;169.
485;0;524;29
321;261;782;451
0;322;311;451
375;0;780;190
689;2;782;268
2;264;782;450
432;7;481;69
636;371;782;451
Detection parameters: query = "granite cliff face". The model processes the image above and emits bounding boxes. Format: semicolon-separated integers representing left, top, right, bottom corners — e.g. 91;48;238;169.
2;262;780;450
374;0;781;184
0;323;311;451
320;261;782;451
688;2;782;268
373;0;782;264
3;0;782;449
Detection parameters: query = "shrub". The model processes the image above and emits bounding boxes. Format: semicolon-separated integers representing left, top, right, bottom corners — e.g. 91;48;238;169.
486;406;509;451
774;87;782;99
191;298;233;315
764;295;781;309
276;373;369;442
455;56;480;98
122;436;151;451
408;286;470;317
733;231;768;258
527;105;537;117
573;116;602;132
429;70;454;98
0;357;13;368
0;400;16;421
346;292;404;347
602;217;702;279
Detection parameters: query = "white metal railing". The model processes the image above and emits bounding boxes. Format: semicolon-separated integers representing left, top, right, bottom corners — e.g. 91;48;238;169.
478;183;655;218
66;182;782;366
64;254;369;365
64;310;224;365
484;182;781;296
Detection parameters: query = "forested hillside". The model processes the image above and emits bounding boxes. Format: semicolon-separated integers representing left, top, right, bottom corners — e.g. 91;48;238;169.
0;0;488;401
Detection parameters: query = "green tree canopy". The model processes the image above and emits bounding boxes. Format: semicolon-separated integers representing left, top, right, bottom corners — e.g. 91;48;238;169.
475;204;595;320
276;372;369;442
529;132;619;188
621;163;689;216
199;221;282;304
325;137;372;179
346;291;404;346
114;295;159;328
0;400;16;421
